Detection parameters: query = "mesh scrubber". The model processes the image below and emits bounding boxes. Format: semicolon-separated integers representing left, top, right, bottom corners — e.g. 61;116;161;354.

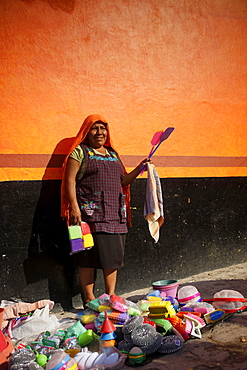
131;323;157;346
139;333;163;355
118;339;135;353
123;331;133;343
157;335;183;354
122;315;144;334
9;349;36;366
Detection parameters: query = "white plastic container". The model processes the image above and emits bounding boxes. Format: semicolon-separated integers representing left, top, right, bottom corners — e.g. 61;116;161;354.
177;285;202;306
213;290;245;312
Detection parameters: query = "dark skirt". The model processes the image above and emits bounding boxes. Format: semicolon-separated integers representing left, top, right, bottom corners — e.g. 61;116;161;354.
74;233;126;269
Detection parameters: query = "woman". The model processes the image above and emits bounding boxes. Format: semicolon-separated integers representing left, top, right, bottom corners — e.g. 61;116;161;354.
61;114;149;304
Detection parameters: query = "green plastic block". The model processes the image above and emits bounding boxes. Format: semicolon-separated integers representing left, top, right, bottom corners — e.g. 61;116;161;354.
68;225;82;240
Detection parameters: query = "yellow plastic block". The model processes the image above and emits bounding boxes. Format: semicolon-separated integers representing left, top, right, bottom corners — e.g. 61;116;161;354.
149;301;176;317
81;314;97;324
149;301;171;307
147;296;162;302
148;313;169;319
98;305;112;313
83;233;94;248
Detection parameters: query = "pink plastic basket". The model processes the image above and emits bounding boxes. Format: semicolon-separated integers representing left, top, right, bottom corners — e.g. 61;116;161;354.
152;280;179;298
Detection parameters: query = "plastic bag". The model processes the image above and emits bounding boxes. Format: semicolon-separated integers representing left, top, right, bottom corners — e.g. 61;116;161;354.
11;305;59;341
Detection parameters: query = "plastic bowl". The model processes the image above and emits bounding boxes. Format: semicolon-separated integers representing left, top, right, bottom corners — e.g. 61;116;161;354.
152;279;177;287
152;280;179;298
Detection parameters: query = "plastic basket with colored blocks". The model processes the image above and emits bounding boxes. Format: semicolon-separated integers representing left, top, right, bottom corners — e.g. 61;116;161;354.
68;222;94;255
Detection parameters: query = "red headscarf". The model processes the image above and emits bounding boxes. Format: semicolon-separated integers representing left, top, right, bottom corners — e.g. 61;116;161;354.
61;114;131;225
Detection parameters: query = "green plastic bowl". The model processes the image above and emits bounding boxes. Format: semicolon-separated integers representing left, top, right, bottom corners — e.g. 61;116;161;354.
152;280;179;297
152;279;178;288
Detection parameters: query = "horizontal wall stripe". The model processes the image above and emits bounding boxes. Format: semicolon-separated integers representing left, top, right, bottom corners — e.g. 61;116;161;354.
0;154;247;168
123;156;247;167
0;154;66;168
1;167;247;182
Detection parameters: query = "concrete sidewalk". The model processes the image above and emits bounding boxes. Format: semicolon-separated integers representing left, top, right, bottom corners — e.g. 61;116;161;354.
119;261;247;370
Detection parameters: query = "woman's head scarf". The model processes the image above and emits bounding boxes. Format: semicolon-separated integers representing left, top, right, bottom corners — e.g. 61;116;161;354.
61;114;131;225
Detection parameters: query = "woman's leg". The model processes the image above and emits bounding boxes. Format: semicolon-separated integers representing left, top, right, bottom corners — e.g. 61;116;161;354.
103;268;117;295
79;267;96;304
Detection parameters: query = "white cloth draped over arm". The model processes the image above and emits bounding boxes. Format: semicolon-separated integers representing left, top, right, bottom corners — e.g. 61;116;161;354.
144;163;164;242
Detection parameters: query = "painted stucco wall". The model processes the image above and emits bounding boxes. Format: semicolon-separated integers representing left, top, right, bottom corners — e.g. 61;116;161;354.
0;0;247;308
1;0;247;179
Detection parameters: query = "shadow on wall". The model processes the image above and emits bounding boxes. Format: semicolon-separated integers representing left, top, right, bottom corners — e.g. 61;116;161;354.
23;137;83;310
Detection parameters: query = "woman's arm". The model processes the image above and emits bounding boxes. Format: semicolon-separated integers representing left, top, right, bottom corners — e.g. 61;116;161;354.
121;158;150;187
65;157;82;225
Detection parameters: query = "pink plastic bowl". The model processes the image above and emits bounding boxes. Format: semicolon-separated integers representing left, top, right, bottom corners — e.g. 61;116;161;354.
152;279;179;298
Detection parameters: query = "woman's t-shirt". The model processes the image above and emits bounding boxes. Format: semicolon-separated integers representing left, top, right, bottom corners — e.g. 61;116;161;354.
70;145;110;180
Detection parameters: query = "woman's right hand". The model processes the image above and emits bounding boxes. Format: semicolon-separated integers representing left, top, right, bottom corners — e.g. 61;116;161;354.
65;157;82;225
69;204;82;225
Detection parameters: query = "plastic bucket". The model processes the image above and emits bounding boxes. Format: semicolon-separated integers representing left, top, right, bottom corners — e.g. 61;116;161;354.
152;280;179;297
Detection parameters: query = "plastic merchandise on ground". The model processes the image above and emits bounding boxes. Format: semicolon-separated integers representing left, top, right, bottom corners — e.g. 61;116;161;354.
46;349;77;370
74;347;126;369
0;307;14;369
137;300;150;314
122;315;144;334
148;300;176;318
109;295;128;313
131;324;157;346
157;335;183;354
152;280;179;298
8;343;126;370
8;348;37;369
118;314;183;356
180;301;214;314
124;299;141;316
98;294;111;306
138;333;163;355
9;305;59;342
177;286;202;306
212;290;246;312
85;294;139;317
2;282;247;369
85;299;101;312
128;346;146;364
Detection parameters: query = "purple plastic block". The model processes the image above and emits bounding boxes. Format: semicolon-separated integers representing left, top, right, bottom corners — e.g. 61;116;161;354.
117;312;130;325
70;238;84;255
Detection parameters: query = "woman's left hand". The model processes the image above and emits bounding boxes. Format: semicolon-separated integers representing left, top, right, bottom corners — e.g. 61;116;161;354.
122;158;153;186
139;158;153;172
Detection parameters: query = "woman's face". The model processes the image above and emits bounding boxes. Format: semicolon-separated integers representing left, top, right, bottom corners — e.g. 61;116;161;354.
87;121;108;148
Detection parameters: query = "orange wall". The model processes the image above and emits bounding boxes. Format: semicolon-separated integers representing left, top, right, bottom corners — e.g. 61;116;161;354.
0;0;247;181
